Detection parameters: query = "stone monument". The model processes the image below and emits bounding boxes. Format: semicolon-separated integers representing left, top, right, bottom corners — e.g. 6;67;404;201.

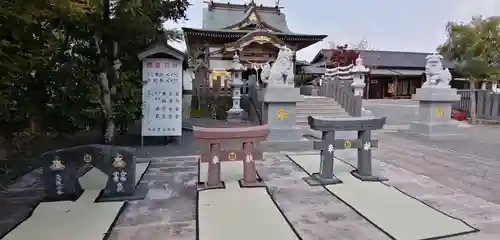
410;53;462;139
226;52;246;121
258;45;307;149
40;144;149;202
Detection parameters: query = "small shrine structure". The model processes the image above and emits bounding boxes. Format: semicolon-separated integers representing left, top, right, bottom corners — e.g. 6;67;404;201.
182;0;327;92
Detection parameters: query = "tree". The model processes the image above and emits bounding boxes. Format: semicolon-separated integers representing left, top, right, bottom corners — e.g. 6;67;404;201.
0;0;191;154
438;16;500;124
351;38;380;69
351;38;369;50
73;0;189;143
0;0;93;151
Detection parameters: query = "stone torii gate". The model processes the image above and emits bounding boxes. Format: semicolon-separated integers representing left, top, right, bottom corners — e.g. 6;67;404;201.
304;116;387;186
194;125;270;189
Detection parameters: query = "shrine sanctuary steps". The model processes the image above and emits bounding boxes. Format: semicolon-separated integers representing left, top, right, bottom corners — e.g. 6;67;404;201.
296;96;349;126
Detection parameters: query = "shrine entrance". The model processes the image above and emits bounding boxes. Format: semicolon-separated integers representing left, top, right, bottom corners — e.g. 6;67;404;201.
242;67;263;85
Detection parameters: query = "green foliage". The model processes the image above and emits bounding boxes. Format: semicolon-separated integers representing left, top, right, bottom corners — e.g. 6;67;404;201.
294;74;315;86
190;96;233;119
437;16;500;124
438;16;500;81
0;0;190;148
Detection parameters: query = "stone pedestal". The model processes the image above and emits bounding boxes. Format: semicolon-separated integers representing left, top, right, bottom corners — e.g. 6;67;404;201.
410;86;463;139
258;87;310;150
310;86;320;96
226;85;244;122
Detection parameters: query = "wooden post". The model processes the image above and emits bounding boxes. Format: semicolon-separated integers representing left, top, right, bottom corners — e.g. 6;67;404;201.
394;76;398;99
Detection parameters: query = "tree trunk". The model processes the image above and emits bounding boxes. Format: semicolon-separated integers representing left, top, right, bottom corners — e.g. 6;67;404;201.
469;79;477;125
100;71;115;144
99;0;114;144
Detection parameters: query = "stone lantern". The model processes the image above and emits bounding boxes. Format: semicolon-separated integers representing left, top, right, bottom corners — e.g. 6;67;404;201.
350;56;369;97
226;52;246;120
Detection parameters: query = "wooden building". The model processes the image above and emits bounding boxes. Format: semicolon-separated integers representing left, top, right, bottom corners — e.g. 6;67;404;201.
182;0;327;89
303;49;463;99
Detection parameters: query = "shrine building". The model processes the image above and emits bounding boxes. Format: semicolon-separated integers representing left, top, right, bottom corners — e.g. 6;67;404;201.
302;49;469;99
182;0;327;87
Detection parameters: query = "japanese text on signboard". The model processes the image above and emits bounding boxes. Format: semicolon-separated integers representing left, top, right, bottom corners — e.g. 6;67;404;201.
141;58;183;136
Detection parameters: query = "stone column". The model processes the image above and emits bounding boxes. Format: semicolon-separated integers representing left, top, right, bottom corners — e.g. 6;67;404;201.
410;54;462;139
493;81;499;93
226;52;246;121
350;56;369;116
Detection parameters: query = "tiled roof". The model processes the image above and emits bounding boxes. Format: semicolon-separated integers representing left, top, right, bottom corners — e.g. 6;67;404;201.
202;7;292;33
310;49;455;69
182;27;327;40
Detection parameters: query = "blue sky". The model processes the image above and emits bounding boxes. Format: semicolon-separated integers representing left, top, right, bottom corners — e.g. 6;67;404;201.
165;0;500;61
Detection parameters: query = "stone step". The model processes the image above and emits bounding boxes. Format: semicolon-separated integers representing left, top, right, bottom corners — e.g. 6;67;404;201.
297;110;349;115
297;108;348;113
296;117;349;124
296;113;349;118
296;109;344;113
297;102;342;105
295;97;350;126
301;97;338;101
298;100;340;104
296;105;344;110
297;104;343;108
296;112;349;116
296;112;349;118
296;107;346;111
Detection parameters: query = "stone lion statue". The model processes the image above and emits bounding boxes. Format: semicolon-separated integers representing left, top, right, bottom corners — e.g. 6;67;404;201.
424;54;451;87
261;45;295;87
260;62;271;84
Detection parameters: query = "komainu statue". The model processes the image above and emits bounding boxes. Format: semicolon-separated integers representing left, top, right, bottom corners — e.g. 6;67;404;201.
424;53;452;87
261;45;295;87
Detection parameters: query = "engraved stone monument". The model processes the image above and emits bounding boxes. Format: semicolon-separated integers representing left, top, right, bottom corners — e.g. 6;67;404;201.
41;145;149;202
258;45;306;149
410;53;462;139
41;152;81;201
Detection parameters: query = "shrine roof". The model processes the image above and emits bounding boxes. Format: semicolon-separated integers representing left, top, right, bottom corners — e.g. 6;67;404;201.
202;3;292;33
182;27;327;41
310;49;455;69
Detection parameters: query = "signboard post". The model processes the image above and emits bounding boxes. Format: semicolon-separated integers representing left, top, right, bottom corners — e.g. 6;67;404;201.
138;43;185;146
141;58;183;145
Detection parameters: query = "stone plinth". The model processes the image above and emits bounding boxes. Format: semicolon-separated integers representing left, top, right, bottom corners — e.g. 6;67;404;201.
258;87;309;149
410;86;463;139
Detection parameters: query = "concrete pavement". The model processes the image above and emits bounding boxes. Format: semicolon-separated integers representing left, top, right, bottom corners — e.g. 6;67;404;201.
2;102;500;239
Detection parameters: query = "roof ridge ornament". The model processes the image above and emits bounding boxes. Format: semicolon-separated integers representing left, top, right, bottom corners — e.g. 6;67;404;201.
224;3;283;32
